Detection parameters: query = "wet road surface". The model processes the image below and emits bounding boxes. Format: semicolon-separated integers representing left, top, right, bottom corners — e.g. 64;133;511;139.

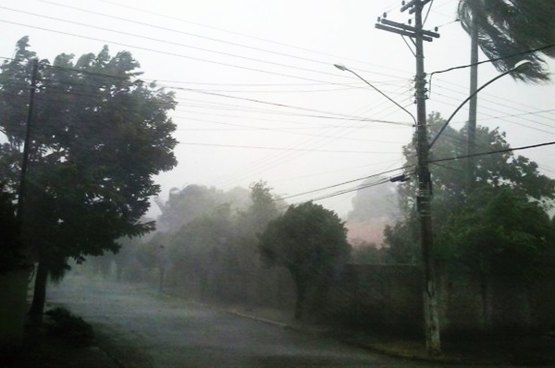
47;277;497;368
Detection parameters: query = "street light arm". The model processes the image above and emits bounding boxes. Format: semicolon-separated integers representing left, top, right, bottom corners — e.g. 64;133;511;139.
334;64;417;125
429;60;531;149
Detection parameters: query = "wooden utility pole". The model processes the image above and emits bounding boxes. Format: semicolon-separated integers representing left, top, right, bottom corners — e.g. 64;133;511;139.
16;59;39;226
16;58;39;271
376;0;441;355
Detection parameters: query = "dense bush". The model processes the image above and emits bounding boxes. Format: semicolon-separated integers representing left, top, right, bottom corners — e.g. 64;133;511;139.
45;307;94;347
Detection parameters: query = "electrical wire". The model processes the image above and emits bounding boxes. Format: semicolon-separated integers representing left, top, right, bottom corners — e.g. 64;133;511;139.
296;177;394;205
280;165;413;201
428;140;555;164
0;60;412;127
428;42;555;92
168;86;413;126
0;18;386;88
30;1;411;81
76;0;414;77
0;6;367;82
174;141;403;154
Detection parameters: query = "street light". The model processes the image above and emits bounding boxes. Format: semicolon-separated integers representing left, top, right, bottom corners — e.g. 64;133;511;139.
334;64;417;126
429;60;532;149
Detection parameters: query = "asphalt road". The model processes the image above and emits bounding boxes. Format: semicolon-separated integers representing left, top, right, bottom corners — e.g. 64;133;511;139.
47;277;491;368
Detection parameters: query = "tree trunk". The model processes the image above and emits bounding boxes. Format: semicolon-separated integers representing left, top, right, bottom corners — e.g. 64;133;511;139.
479;259;490;332
28;260;48;321
294;278;306;320
466;18;479;192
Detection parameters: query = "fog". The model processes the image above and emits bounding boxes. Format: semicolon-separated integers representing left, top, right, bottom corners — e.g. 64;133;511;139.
3;2;555;365
3;0;553;220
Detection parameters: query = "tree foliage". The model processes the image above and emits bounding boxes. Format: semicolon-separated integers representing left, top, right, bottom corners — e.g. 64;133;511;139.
155;185;250;233
350;242;387;264
385;113;555;269
458;0;555;82
119;182;282;302
258;202;350;319
439;187;554;279
0;37;177;314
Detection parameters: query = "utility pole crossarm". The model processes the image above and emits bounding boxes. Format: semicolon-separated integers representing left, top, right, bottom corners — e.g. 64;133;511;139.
380;18;440;39
375;8;439;43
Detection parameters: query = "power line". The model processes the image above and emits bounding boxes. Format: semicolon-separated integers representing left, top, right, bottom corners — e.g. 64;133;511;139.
297;177;394;204
169;86;413;126
175;141;403;154
212;92;415;189
427;84;555;135
212;95;409;186
0;60;412;126
173;98;413;125
432;74;554;113
429;42;555;91
281;165;412;201
0;18;379;88
429;92;555;136
429;140;555;164
32;0;410;81
0;5;367;82
172;116;407;144
86;0;414;77
2;54;409;88
160;79;410;95
269;158;406;184
431;79;555;125
172;108;408;133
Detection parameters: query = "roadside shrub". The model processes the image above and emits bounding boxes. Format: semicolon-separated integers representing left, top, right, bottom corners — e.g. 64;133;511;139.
45;307;94;346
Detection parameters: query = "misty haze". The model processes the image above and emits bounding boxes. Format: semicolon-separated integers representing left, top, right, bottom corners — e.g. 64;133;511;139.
1;0;555;367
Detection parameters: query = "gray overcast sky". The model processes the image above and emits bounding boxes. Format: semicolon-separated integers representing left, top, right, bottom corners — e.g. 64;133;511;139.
1;0;554;217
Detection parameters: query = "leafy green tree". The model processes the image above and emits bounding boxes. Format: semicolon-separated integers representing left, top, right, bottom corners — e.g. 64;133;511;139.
231;181;282;302
235;181;280;256
246;181;280;231
439;187;554;324
383;218;420;264
442;187;554;278
156;185;250;233
258;202;350;320
166;204;236;300
385;112;555;263
457;0;555;82
147;182;277;302
385;112;555;330
350;241;386;264
0;37;177;317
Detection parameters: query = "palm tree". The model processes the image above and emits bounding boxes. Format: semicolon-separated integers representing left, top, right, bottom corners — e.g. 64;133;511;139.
457;0;555;328
458;0;555;82
457;0;555;195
